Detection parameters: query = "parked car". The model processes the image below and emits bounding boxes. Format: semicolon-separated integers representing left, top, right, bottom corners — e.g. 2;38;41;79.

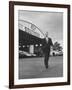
50;50;63;56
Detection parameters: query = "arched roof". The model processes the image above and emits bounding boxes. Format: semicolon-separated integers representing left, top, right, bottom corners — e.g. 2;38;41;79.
18;20;44;38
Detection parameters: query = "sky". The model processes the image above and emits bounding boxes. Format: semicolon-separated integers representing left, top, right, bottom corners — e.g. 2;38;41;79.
18;10;63;46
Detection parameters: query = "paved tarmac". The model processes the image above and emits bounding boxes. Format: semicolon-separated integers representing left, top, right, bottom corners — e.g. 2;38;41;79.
19;56;63;79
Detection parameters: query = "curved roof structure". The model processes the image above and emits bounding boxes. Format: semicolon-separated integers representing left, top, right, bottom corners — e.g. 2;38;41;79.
18;20;44;38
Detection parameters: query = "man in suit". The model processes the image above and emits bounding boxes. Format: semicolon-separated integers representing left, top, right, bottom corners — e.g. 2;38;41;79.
42;32;53;69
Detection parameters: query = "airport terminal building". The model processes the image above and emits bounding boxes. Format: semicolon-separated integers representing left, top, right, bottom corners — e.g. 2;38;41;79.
19;20;45;58
19;20;63;58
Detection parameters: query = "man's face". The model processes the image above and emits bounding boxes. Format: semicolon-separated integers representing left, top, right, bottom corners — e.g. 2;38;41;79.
45;32;48;37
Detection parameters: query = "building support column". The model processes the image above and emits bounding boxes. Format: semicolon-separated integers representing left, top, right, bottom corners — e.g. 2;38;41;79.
29;45;34;54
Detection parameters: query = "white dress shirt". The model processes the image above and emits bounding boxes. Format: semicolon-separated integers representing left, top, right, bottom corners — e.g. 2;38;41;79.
46;37;49;43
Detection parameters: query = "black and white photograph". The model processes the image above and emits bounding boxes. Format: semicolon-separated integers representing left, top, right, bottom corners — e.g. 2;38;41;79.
19;10;63;79
9;1;70;88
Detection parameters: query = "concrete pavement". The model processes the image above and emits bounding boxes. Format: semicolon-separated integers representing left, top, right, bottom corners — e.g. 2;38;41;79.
19;56;63;79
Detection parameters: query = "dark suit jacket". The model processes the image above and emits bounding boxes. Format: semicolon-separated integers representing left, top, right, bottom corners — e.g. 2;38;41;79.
42;37;53;54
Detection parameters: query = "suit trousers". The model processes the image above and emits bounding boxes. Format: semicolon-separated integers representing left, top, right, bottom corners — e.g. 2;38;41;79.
44;51;50;68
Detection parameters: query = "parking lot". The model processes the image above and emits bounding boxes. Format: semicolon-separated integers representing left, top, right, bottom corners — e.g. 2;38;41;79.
19;56;63;79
